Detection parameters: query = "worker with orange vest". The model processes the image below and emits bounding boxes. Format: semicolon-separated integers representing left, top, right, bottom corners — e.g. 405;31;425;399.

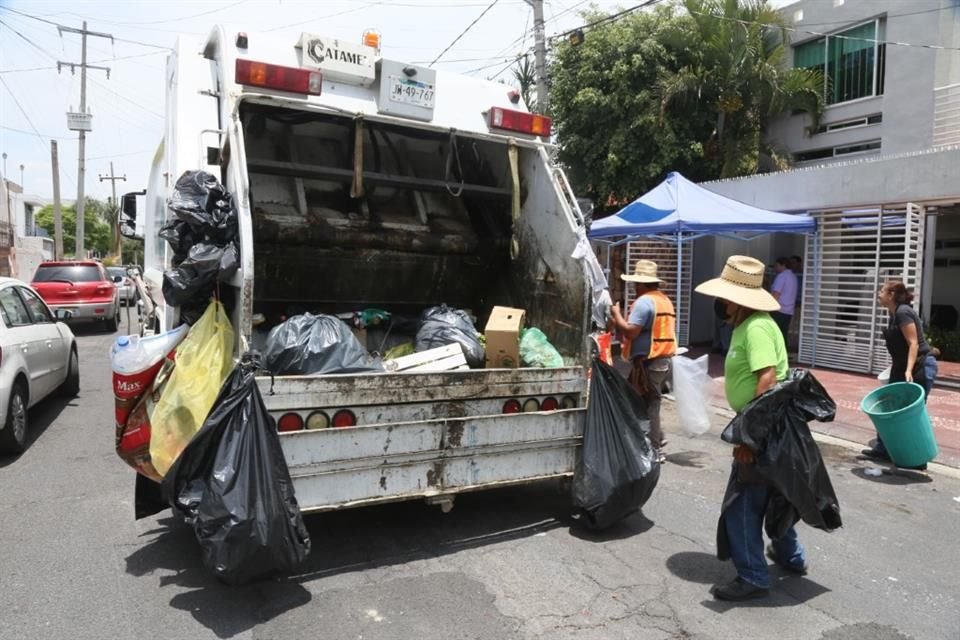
610;259;678;461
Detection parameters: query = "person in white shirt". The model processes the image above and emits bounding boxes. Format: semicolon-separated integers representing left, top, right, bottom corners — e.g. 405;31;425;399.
769;257;798;344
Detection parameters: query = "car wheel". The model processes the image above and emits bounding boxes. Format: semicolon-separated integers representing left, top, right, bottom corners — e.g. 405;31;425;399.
106;306;119;332
60;348;80;398
0;382;29;454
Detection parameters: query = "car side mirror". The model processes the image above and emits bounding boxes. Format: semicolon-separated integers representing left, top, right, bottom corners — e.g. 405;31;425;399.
120;190;146;241
55;309;73;321
112;275;124;283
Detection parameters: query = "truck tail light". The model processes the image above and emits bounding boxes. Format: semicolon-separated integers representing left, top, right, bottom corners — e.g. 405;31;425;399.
306;411;330;430
488;106;551;137
332;410;356;428
278;412;304;432
502;399;521;414
541;397;559;411
522;398;540;412
561;395;577;409
236;59;322;95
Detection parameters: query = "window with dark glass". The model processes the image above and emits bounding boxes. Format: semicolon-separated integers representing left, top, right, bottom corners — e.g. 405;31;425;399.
793;18;886;105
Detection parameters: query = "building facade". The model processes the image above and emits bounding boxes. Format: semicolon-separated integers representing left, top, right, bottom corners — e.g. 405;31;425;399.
700;0;960;380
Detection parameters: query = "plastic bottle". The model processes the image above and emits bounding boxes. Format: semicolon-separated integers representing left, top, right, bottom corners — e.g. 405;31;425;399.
111;325;189;427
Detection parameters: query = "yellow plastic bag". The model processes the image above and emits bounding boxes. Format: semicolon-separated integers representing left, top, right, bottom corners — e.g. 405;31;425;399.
150;300;235;477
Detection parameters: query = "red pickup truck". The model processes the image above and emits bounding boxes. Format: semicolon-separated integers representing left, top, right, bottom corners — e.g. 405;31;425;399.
31;261;121;333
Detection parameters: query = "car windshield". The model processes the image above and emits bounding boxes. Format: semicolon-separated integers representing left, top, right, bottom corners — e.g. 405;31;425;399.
107;268;127;278
33;264;103;283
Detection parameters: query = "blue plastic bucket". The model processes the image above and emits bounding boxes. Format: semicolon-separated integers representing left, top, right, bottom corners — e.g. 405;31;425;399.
860;382;938;467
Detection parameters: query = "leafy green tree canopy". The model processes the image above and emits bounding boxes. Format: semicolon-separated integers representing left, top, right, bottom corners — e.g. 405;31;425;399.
35;198;113;257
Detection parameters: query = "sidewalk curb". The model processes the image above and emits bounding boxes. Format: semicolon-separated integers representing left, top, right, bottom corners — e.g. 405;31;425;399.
664;395;960;481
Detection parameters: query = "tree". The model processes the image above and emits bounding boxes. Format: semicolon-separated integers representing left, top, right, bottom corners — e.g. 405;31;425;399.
549;5;720;209
512;54;537;113
658;0;823;177
35;198;113;258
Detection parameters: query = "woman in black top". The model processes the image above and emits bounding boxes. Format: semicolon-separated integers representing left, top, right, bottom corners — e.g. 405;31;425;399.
862;280;938;466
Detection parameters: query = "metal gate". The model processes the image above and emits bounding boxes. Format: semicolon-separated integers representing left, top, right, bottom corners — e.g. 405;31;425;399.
799;204;925;374
625;238;693;346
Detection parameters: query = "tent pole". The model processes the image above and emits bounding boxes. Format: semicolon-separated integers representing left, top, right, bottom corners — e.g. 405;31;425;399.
676;230;683;347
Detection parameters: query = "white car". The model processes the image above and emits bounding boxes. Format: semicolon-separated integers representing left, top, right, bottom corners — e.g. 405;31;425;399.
0;278;79;454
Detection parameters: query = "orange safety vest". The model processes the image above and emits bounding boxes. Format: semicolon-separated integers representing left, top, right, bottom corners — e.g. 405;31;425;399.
621;289;677;361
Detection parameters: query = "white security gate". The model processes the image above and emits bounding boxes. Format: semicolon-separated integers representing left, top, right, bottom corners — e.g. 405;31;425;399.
799;204;925;374
625;238;693;346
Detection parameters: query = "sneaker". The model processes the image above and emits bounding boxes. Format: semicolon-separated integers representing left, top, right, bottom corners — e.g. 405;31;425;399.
710;577;769;601
657;451;667;464
766;544;809;575
861;447;891;462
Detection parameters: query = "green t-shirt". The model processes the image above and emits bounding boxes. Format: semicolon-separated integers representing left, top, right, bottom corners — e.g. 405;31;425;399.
724;312;789;412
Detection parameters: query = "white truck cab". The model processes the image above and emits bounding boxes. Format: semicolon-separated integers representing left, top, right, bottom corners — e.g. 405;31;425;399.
128;26;598;514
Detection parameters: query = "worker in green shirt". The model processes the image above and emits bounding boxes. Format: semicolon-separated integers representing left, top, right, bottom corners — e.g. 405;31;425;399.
694;255;808;602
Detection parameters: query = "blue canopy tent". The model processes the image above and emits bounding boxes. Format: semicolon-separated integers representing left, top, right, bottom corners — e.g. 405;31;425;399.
588;172;817;345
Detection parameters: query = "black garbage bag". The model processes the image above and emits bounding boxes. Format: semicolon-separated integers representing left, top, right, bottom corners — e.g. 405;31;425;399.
415;305;485;368
572;358;660;529
716;369;841;559
264;313;383;375
162;243;231;308
161;354;311;584
168;170;237;243
159;219;201;266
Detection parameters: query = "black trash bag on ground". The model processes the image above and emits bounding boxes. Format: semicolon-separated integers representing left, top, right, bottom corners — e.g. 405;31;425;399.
264;313;383;375
168;170;237;243
572;357;660;529
716;368;841;559
415;305;485;368
161;354;311;585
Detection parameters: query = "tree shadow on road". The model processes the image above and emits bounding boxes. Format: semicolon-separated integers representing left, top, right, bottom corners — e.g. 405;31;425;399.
122;481;581;638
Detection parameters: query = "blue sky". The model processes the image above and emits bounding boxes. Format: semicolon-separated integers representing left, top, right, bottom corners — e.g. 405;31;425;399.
0;0;794;201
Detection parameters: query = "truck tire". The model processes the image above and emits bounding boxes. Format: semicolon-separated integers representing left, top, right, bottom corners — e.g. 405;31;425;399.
0;382;29;454
60;347;80;398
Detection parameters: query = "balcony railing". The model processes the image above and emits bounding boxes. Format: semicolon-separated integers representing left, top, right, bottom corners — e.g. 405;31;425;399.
933;83;960;148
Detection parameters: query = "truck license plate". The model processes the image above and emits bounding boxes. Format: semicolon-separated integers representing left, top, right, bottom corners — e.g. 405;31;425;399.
389;76;435;109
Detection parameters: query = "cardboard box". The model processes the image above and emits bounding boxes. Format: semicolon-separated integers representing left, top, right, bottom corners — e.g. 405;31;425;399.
484;306;526;368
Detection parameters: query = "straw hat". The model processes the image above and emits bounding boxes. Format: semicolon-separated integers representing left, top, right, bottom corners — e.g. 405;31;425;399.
694;255;779;312
621;259;663;284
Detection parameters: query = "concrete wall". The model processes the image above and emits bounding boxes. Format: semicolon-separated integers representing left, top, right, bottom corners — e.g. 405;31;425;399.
703;146;960;212
769;0;955;162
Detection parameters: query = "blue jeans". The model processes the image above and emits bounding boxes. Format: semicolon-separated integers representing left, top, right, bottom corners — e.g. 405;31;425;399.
722;483;807;588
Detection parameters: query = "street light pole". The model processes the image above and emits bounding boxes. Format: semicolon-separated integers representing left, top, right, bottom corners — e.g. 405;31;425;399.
99;161;126;261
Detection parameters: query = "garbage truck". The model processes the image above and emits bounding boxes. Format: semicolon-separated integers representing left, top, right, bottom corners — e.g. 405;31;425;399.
122;27;603;514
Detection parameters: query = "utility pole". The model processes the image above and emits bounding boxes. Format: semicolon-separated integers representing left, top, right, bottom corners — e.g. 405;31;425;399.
99;161;126;260
58;21;113;259
524;0;549;113
50;141;64;260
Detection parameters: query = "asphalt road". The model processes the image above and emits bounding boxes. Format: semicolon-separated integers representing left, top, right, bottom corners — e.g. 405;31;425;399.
1;317;959;640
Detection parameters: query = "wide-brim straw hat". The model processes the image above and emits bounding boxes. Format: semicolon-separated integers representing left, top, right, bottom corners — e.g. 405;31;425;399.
694;255;779;312
621;259;663;283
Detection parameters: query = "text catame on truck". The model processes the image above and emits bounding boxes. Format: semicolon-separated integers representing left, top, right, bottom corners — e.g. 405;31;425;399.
122;27;603;514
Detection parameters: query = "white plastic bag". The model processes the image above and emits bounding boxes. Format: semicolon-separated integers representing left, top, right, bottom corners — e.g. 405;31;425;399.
672;354;711;437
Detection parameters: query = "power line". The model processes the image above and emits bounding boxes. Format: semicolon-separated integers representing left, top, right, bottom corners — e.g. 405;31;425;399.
795;3;960;28
0;124;74;140
0;50;166;74
430;0;501;66
95;0;250;26
0;76;46;140
549;0;666;43
687;7;960;52
0;8;173;50
87;76;164;119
